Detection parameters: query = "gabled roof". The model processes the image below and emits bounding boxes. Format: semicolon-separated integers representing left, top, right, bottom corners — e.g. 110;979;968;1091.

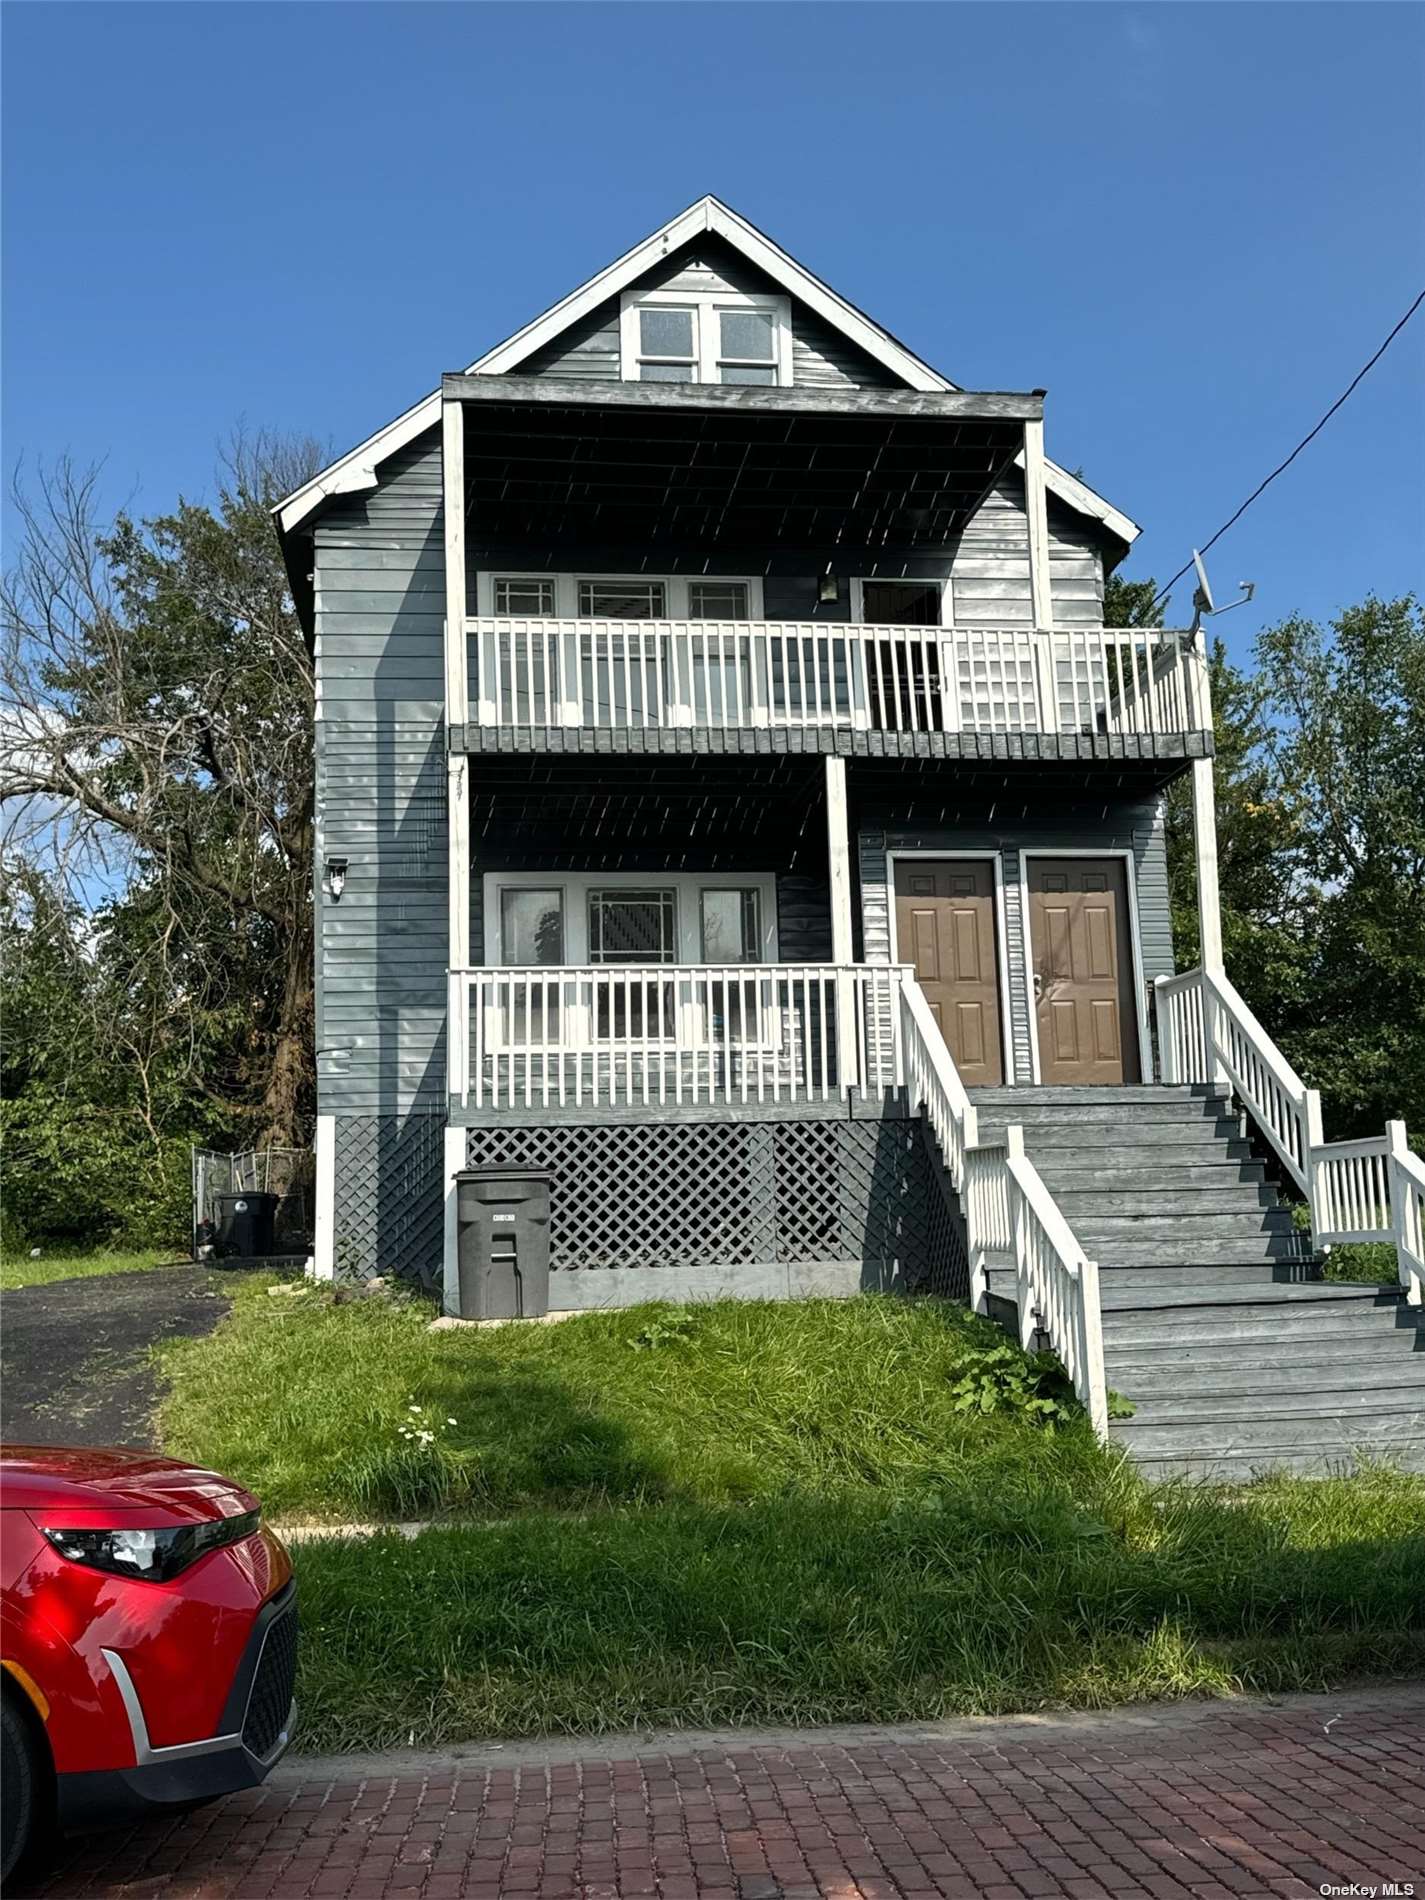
275;195;1139;550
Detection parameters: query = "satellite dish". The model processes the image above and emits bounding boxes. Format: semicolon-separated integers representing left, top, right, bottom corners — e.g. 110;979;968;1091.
1191;550;1215;619
1190;549;1255;633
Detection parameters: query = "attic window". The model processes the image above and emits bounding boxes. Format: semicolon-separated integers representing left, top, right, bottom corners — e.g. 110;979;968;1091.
620;291;792;387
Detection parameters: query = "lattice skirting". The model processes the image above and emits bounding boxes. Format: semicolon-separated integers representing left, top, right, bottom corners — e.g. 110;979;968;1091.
328;1108;970;1300
463;1115;951;1287
332;1112;445;1287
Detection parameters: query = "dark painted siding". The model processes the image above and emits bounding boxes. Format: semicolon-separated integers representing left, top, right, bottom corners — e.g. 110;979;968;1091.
313;432;448;1114
857;788;1171;1082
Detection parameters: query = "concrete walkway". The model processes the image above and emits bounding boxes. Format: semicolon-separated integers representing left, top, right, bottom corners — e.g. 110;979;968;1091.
24;1686;1425;1899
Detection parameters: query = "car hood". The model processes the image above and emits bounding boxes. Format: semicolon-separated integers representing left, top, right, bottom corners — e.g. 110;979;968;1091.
1;1446;258;1522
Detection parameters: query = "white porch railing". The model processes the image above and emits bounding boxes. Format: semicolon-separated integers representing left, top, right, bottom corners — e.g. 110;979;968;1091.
898;978;1109;1437
464;617;1208;741
1156;967;1423;1304
449;963;904;1112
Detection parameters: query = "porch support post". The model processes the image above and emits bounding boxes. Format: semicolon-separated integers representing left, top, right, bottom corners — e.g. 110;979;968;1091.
1024;418;1052;630
442;1122;466;1318
448;756;470;971
825;754;859;1091
825;754;854;964
442;396;469;723
443;394;472;1107
1191;755;1224;976
310;1112;335;1281
1023;417;1058;734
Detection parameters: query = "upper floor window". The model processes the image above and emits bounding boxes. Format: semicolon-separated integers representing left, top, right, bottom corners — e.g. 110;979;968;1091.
619;291;792;387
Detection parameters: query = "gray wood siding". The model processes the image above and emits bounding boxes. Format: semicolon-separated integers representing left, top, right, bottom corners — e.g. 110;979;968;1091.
950;482;1104;631
857;792;1171;1083
314;432;448;1114
518;236;898;392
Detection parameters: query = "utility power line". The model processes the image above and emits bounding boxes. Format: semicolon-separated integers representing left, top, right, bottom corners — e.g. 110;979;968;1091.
1153;286;1425;611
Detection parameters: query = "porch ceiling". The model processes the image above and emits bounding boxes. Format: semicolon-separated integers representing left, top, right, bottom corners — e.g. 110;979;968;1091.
468;753;827;874
449;374;1035;555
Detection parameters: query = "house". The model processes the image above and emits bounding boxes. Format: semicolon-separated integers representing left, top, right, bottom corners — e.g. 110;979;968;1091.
276;197;1424;1478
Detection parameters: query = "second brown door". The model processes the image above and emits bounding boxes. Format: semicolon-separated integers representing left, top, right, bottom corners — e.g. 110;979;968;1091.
1027;857;1141;1085
894;858;1004;1086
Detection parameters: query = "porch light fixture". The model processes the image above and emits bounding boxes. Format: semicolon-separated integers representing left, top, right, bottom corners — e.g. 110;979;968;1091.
818;571;839;604
325;856;348;901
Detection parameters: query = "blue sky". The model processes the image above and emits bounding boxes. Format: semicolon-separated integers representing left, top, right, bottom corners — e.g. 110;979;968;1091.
4;1;1422;659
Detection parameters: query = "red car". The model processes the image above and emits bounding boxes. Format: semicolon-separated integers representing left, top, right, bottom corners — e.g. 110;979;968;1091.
0;1446;296;1880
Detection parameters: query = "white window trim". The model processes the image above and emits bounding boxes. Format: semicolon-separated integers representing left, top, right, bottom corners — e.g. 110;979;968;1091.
484;870;779;967
477;571;766;619
850;576;954;627
619;289;794;387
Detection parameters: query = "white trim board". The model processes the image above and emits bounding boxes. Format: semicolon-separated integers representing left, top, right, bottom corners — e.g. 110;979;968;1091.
275;195;1138;551
885;850;1016;1086
1017;849;1152;1086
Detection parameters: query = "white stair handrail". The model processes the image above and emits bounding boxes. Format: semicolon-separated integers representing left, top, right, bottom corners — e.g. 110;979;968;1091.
898;972;1109;1438
1156;967;1421;1305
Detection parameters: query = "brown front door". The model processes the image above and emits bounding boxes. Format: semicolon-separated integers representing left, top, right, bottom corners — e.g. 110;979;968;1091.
1027;858;1141;1085
894;859;1004;1086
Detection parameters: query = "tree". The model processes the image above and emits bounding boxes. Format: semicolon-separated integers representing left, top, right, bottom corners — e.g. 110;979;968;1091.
0;861;240;1246
1;439;323;1149
1121;574;1424;1138
1256;596;1425;1134
1102;571;1166;630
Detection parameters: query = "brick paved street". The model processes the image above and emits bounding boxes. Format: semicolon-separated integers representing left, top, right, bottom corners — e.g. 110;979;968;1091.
23;1687;1425;1900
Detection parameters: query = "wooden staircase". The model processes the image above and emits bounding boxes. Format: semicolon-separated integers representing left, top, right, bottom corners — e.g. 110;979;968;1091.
970;1085;1425;1480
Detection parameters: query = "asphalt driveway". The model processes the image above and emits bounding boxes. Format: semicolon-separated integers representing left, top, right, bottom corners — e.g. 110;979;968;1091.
0;1264;234;1449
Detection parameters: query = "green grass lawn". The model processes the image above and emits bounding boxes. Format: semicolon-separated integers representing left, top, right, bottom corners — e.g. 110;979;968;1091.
0;1246;181;1291
156;1281;1425;1753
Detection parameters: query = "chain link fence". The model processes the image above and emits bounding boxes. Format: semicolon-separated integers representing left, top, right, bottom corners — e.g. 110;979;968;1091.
191;1147;314;1259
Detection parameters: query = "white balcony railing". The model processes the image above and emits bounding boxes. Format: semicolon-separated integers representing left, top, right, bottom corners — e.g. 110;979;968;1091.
463;617;1208;741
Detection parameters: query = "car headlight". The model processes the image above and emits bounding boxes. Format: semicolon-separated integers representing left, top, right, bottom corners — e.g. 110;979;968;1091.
41;1509;261;1582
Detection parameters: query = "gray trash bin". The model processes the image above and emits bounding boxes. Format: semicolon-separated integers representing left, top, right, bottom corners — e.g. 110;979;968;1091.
454;1170;552;1319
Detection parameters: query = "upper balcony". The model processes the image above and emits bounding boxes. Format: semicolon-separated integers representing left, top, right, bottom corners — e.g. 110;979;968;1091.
440;373;1211;762
455;614;1208;759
